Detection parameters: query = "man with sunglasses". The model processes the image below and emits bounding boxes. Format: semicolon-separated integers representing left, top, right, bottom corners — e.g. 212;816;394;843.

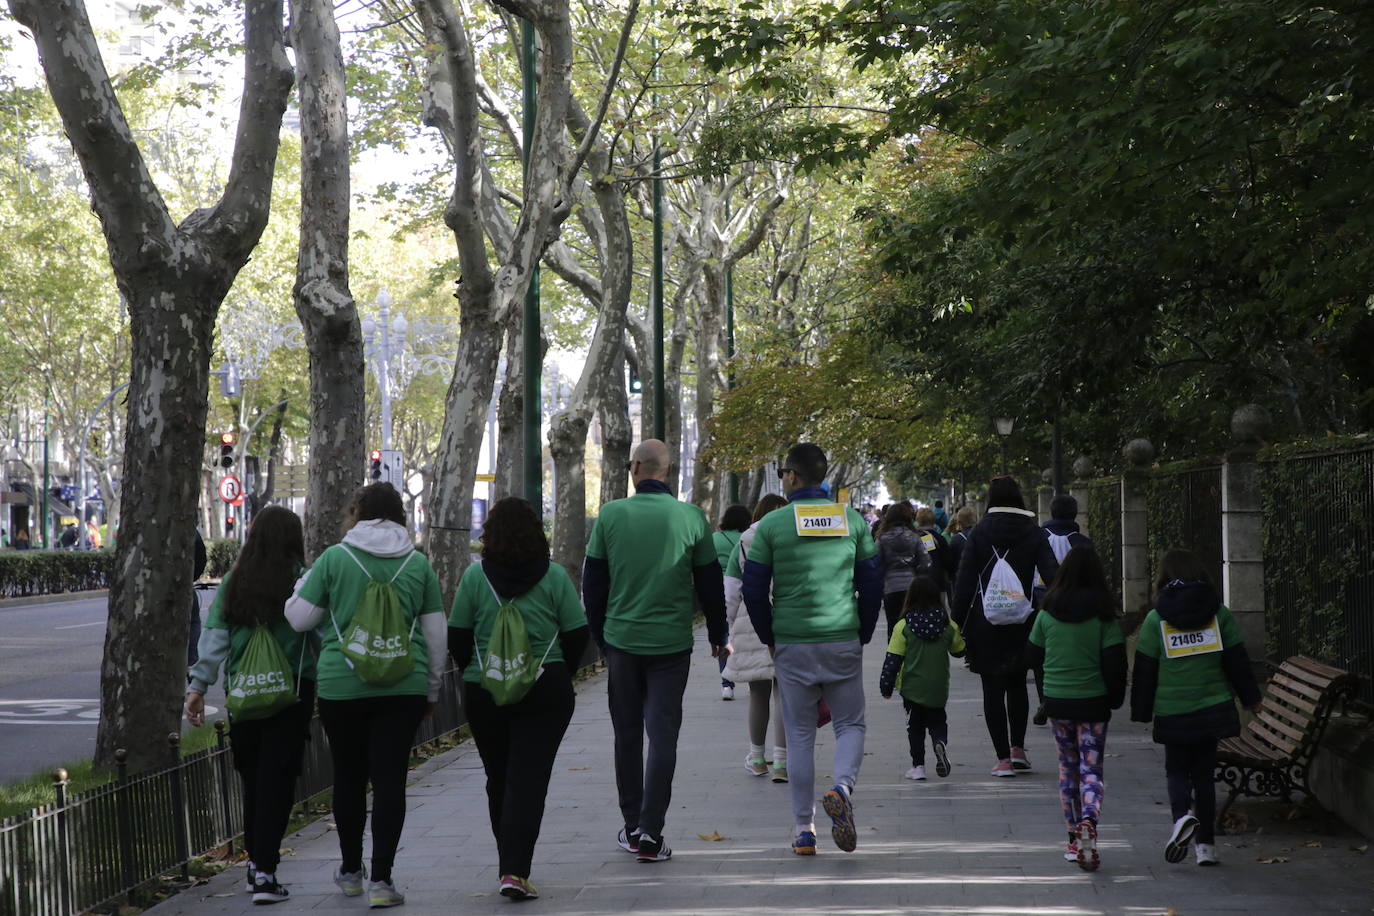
742;443;883;855
582;438;728;864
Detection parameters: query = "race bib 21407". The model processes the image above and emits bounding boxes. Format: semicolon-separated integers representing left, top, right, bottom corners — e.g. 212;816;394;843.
793;503;849;538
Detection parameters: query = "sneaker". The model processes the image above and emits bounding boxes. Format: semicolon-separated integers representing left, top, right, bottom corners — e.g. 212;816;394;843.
252;875;290;905
771;766;789;784
635;834;672;863
904;765;927;781
244;861;257;893
791;829;817;856
1195;842;1219;866
1033;703;1048;726
1165;813;1199;864
721;684;734;700
745;754;768;776
1064;837;1080;862
1011;747;1033;772
933;741;951;778
821;785;857;852
616;826;641;854
991;758;1016;777
334;867;366;897
367;879;405;908
498;874;539;899
1076;819;1099;872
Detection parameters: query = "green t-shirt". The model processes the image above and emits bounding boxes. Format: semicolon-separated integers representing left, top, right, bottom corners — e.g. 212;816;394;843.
206;570;317;682
746;499;878;644
448;562;588;683
1135;604;1245;717
712;530;742;572
585;491;716;654
1029;613;1123;700
886;618;965;707
296;544;444;700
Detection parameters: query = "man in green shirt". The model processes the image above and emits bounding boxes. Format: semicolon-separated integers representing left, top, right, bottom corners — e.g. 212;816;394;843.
582;439;728;864
742;443;884;855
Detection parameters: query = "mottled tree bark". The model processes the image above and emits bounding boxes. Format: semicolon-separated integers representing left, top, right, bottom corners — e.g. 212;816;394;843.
7;0;292;772
290;0;363;560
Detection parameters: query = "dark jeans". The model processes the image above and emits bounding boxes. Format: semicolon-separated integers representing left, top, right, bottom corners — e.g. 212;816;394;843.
902;699;948;766
318;694;428;883
465;663;575;878
187;590;202;667
980;669;1029;760
718;653;733;688
1165;741;1218;843
230;680;315;873
883;591;907;642
605;645;691;838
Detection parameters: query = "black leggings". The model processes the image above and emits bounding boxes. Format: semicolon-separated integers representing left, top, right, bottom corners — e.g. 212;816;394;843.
465;663;576;878
903;700;948;766
883;591;907;642
318;694;428;883
1165;741;1218;843
980;670;1029;760
230;680;315;874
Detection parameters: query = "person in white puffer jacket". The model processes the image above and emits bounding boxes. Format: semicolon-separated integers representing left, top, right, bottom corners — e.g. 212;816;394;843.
723;493;790;782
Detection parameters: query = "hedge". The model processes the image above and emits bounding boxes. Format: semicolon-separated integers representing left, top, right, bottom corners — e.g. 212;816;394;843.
0;549;115;598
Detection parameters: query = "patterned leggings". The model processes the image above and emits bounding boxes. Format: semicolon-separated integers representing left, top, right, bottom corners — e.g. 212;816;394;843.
1050;719;1108;830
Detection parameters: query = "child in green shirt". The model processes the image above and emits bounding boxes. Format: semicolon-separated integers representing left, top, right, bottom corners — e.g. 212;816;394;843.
879;575;965;781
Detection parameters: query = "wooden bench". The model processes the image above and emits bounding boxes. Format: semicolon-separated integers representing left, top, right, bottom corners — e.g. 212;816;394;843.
1215;655;1359;819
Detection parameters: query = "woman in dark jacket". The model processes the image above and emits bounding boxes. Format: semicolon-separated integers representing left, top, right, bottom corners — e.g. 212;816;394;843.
876;502;930;640
952;477;1060;777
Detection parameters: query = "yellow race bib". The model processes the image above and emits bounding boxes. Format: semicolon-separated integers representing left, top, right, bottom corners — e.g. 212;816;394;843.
793;503;850;537
1160;618;1222;659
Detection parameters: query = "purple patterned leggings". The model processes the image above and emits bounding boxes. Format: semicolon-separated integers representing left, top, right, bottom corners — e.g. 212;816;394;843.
1050;719;1108;830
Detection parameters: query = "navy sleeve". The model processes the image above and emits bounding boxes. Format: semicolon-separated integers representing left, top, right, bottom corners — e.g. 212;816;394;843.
581;556;610;647
1102;642;1128;709
879;652;902;697
692;561;729;646
1130;650;1159;722
742;558;776;647
447;626;474;672
854;554;884;645
558;624;591;672
1221;643;1264;708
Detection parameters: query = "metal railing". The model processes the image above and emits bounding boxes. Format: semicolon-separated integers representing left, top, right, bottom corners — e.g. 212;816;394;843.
1;646;604;916
1146;464;1223;593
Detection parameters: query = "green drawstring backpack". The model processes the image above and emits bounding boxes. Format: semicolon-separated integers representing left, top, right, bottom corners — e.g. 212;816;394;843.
331;547;418;687
478;573;555;706
225;626;303;720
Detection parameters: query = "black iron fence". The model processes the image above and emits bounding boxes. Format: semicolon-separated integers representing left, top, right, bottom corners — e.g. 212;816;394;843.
1083;479;1122;612
1260;445;1374;703
1;645;605;916
1146;464;1224;594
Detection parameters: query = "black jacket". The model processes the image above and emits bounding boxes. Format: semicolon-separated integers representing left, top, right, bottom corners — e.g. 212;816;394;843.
952;507;1060;676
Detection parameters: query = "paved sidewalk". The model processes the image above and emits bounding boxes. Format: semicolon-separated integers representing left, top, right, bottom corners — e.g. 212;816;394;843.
149;628;1374;915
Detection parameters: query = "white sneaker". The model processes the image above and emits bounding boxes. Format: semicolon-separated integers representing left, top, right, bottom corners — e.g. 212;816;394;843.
1195;842;1219;866
367;879;405;908
904;765;927;780
334;868;365;897
721;684;734;700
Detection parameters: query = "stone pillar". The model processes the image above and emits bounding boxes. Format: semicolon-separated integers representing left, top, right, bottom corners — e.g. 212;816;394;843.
1121;438;1155;619
1037;468;1054;520
1070;456;1095;539
1223;404;1270;658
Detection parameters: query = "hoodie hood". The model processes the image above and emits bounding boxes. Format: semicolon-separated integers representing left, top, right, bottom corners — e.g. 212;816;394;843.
976;507;1042;549
342;519;414;557
1154;579;1221;628
1043;585;1108;624
481;556;550;600
904;605;947;642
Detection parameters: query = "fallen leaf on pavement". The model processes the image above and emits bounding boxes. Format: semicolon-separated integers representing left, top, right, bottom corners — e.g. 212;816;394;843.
1305;840;1323;848
1257;856;1289;864
697;831;727;841
568;765;591;771
1351;844;1368;853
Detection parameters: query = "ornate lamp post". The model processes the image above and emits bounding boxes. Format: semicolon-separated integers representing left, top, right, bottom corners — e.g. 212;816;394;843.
994;416;1016;476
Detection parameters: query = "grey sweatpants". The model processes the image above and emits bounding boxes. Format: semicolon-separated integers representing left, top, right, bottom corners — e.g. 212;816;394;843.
773;640;866;828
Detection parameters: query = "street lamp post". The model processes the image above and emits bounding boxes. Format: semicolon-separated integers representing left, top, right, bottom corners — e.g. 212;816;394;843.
362;289;409;455
994;416;1015;476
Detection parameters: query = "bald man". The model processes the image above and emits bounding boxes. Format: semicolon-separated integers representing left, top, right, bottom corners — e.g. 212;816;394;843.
582;439;728;863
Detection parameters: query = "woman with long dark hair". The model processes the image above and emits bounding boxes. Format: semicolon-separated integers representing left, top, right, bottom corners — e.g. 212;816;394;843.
286;483;446;908
875;502;930;641
186;505;313;904
951;477;1060;777
448;497;589;901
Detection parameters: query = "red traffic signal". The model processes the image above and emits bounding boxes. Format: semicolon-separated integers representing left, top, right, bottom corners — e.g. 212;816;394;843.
370;449;382;461
220;432;237;446
219;432;236;468
369;449;383;480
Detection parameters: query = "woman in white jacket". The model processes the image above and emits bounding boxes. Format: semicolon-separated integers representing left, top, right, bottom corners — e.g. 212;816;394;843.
285;483;446;908
723;493;789;782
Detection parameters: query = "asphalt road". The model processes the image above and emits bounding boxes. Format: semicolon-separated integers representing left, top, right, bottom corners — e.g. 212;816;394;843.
0;589;226;786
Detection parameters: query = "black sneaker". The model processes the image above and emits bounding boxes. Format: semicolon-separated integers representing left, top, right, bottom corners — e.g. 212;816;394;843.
1033;703;1048;726
616;826;641;854
252;875;289;905
635;834;672;862
933;741;951;778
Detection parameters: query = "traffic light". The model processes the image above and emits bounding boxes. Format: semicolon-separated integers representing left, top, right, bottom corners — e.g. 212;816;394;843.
219;432;236;468
628;357;643;394
369;449;383;480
